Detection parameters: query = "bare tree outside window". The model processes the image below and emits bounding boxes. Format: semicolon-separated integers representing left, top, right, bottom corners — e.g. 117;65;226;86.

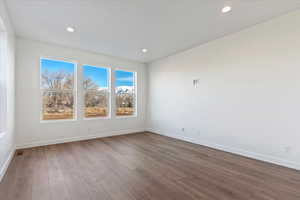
83;65;109;118
40;59;75;120
115;70;136;116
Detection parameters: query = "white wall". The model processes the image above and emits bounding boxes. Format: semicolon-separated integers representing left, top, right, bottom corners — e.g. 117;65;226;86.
0;0;16;181
16;38;147;148
147;10;300;170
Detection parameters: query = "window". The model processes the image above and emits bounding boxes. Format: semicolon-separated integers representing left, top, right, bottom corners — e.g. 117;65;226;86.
83;65;110;118
115;70;136;116
0;31;7;134
40;58;76;121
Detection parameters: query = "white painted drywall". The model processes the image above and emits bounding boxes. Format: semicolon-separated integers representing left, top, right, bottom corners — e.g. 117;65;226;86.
0;0;16;181
147;10;300;170
15;38;147;148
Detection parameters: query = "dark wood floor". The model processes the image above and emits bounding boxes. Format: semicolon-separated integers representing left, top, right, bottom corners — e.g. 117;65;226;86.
1;132;300;200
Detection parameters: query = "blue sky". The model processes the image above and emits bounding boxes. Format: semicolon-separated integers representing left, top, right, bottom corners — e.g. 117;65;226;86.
115;70;134;86
41;59;134;87
41;58;74;74
83;65;108;88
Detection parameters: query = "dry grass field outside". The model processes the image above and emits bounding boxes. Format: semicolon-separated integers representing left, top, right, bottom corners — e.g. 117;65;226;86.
43;107;134;120
116;107;135;116
85;107;135;117
43;111;73;120
85;107;107;118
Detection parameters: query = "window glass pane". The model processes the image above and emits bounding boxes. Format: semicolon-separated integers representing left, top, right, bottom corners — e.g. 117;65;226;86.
40;58;75;121
85;90;108;117
41;59;75;90
42;91;74;120
83;65;109;118
115;70;136;116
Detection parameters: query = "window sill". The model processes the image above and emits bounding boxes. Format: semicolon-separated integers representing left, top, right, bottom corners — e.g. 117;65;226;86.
115;115;137;119
40;119;77;123
83;116;111;121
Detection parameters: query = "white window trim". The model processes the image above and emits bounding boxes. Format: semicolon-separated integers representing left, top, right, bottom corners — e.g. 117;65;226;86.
83;116;111;121
0;25;7;135
39;57;78;123
114;68;138;119
115;115;138;119
82;64;112;120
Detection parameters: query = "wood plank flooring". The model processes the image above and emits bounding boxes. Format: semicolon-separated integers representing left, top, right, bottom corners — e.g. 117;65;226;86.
1;132;300;200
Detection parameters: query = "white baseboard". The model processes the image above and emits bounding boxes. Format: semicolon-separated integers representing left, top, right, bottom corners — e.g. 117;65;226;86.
147;128;300;171
16;128;145;149
0;147;16;183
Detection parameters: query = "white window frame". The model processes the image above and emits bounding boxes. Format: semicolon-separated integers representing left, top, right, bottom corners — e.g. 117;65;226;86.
0;26;7;137
82;64;111;120
114;68;138;119
40;57;78;123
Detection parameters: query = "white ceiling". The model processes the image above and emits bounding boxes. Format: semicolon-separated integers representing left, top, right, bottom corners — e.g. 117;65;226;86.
6;0;300;63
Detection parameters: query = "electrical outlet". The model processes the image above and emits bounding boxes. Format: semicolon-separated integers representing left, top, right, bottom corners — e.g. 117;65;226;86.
193;79;200;88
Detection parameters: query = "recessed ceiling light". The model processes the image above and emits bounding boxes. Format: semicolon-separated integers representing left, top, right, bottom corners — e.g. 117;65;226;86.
66;27;75;33
142;48;148;53
222;6;232;13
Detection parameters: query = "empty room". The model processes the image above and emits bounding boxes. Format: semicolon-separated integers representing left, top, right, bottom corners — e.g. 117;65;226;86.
1;0;300;199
